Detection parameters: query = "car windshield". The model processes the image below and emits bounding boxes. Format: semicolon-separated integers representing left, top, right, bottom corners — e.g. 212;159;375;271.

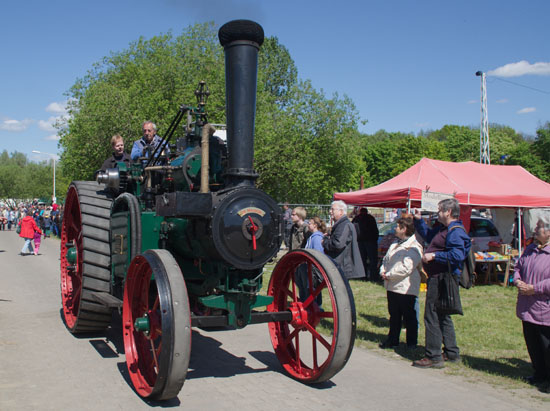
378;222;396;236
469;219;499;237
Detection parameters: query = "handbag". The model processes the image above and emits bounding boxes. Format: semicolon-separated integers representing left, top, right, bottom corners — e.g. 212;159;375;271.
16;223;21;234
436;263;463;316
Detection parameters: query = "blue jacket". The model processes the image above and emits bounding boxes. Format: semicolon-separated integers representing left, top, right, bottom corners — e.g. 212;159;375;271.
414;218;471;276
131;135;166;161
305;231;325;253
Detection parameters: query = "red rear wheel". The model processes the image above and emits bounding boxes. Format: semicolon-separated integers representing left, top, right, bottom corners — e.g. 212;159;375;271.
267;249;356;383
123;249;191;400
60;181;112;333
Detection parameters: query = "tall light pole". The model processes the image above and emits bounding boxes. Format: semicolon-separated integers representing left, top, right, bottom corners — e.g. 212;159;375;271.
32;150;57;203
475;71;490;164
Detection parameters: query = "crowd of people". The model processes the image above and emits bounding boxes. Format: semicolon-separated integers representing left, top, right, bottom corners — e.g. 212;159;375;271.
282;198;550;385
0;202;63;256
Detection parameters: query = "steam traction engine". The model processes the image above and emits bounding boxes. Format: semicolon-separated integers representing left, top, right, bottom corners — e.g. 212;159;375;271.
60;20;356;400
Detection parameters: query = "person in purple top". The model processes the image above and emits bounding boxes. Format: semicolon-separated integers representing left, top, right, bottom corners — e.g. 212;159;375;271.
513;218;550;386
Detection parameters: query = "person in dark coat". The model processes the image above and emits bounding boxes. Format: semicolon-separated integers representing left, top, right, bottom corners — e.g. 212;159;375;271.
353;207;379;281
323;200;365;279
101;134;131;172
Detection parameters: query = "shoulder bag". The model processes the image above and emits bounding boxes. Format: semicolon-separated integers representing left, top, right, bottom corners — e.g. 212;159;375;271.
435;262;463;315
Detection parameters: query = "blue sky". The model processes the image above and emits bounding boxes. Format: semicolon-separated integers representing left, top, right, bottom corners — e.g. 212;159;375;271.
1;0;549;164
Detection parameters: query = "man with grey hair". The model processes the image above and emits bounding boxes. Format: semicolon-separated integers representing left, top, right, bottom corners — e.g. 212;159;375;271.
322;200;365;280
513;218;550;386
131;121;166;161
412;198;471;368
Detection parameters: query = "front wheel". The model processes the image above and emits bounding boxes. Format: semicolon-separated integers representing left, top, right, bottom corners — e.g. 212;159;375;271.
267;249;356;383
122;249;191;400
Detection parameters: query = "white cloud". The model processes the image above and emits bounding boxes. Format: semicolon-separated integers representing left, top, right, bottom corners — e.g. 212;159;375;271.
38;116;58;132
517;107;536;114
488;61;550;77
467;100;477;104
415;122;430;128
0;118;33;132
45;134;60;141
496;99;508;104
45;101;68;115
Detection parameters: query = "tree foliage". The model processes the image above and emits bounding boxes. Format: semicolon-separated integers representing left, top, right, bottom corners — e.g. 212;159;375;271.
0;151;71;204
58;23;366;204
57;22;549;204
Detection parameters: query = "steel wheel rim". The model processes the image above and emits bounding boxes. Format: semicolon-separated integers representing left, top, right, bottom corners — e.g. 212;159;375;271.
60;185;83;329
123;250;191;400
267;250;338;381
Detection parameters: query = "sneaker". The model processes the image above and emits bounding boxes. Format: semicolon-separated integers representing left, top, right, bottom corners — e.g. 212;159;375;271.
442;353;461;363
412;357;445;369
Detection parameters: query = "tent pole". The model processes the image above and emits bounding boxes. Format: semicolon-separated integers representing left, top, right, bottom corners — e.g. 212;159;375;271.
407;198;411;213
518;207;522;257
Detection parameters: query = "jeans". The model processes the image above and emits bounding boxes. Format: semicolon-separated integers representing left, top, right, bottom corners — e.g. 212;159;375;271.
424;275;459;360
21;238;34;254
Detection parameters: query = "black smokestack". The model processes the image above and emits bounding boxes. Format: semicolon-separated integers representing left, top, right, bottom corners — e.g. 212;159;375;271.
218;20;264;187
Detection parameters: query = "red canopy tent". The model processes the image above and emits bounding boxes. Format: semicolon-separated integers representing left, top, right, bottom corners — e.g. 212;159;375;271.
334;158;550;209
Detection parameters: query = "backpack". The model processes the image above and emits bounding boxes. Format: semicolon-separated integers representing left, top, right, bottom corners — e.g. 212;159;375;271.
449;224;475;289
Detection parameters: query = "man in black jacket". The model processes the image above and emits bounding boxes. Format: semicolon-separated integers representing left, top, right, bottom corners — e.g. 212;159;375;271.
353;207;379;281
323;200;365;280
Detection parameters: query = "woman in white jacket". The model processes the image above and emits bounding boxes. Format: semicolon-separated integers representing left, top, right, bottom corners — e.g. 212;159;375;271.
379;214;423;349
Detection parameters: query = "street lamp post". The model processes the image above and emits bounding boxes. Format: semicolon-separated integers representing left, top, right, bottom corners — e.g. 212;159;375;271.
32;150;57;203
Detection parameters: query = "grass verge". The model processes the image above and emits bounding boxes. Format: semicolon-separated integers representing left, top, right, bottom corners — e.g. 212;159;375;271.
261;259;550;398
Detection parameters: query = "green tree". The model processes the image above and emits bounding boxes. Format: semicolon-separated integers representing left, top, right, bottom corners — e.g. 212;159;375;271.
59;22;366;204
487;124;523;164
255;81;364;203
59;23;226;180
427;125;478;162
360;132;448;187
533;123;550;166
257;36;297;108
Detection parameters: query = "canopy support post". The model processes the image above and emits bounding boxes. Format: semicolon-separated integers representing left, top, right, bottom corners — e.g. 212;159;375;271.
518;208;522;257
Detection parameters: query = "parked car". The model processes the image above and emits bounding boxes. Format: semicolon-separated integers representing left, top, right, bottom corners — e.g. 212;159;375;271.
468;216;501;253
376;216;501;264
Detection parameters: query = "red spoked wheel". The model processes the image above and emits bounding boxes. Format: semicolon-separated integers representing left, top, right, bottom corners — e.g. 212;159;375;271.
123;249;191;400
267;249;356;383
60;181;113;333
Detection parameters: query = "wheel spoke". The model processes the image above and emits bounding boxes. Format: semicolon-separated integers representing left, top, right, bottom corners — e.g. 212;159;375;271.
304;322;332;351
283;327;300;348
268;249;355;383
312;333;319;370
149;339;159;372
123;250;191;400
294;331;301;371
303;279;325;309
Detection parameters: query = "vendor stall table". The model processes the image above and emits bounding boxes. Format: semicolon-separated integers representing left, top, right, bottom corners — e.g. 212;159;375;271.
474;252;511;286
